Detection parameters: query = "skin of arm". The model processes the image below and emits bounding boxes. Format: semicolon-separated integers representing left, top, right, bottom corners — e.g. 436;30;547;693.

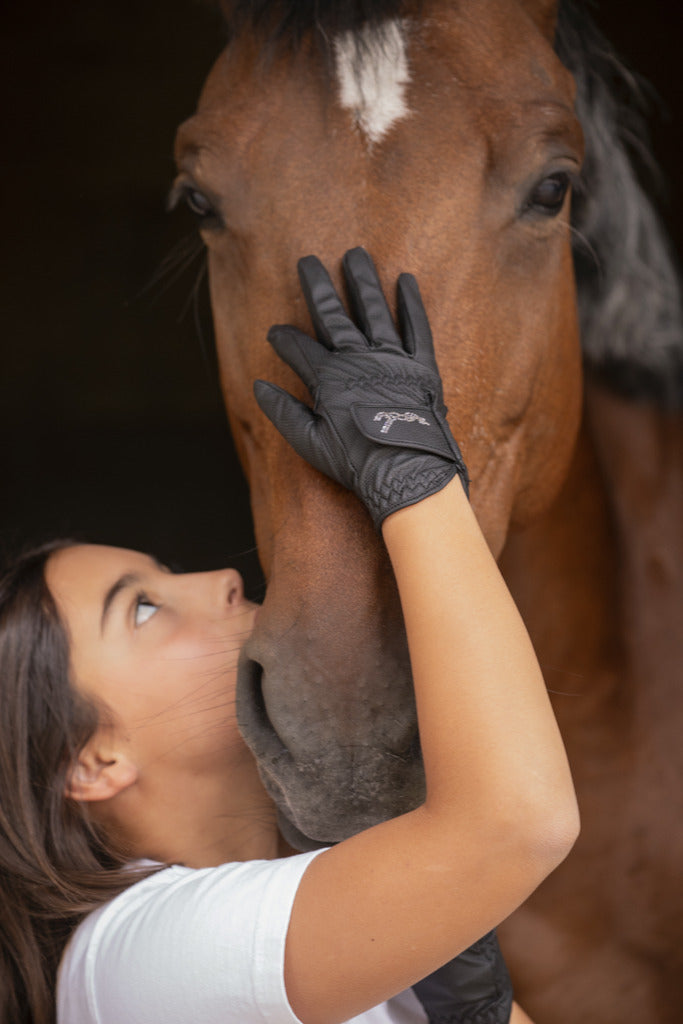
511;1002;536;1023
284;477;579;1024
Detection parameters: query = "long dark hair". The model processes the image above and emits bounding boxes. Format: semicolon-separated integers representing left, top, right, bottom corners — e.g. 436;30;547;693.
0;542;152;1024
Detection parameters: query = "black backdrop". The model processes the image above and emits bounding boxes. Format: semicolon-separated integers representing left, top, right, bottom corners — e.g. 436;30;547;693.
1;0;681;597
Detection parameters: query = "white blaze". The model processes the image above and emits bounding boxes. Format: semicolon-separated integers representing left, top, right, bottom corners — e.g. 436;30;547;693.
333;19;410;145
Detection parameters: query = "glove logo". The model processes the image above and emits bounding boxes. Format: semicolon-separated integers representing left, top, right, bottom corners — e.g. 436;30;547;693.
374;410;431;435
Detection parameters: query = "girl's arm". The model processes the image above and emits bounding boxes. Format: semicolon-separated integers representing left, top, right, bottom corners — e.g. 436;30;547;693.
255;249;579;1024
285;481;576;1023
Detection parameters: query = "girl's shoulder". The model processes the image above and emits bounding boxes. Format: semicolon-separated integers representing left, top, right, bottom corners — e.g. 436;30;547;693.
57;851;428;1024
57;851;326;1024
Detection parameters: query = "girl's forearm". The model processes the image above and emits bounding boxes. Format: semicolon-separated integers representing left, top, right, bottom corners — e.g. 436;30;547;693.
286;480;578;1024
382;477;578;846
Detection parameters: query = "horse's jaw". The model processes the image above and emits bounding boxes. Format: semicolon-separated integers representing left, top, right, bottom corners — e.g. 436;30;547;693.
277;813;330;853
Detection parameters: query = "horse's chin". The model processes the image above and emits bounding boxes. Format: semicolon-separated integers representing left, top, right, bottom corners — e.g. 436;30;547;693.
276;803;399;852
277;811;332;853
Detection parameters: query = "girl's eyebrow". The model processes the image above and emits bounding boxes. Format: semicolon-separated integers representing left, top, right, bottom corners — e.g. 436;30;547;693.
100;573;141;634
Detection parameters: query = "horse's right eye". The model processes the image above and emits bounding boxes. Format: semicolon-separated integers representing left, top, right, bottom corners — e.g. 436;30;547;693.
182;187;217;221
168;179;223;228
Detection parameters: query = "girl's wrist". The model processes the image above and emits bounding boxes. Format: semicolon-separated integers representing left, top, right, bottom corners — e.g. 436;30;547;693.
381;475;474;555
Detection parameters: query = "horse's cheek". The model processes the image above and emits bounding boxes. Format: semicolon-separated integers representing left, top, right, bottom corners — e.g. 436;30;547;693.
518;269;583;522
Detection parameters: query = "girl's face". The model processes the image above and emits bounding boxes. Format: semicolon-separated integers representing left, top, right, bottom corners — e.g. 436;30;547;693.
46;544;260;777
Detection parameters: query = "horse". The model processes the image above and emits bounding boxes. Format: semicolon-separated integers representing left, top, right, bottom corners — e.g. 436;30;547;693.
171;1;683;1018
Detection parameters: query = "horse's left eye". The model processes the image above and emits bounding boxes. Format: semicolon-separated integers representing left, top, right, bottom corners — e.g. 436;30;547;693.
526;172;571;217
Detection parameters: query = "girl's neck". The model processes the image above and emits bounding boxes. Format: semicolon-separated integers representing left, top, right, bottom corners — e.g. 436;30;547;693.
96;756;280;868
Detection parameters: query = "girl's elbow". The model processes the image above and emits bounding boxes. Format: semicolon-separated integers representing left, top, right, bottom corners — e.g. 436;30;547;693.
540;800;580;868
523;788;581;876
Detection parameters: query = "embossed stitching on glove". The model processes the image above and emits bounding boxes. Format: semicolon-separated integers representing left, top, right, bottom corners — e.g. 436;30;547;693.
254;247;469;529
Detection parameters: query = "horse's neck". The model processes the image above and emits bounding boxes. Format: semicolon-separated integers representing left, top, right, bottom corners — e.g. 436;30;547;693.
499;378;683;1005
500;377;683;740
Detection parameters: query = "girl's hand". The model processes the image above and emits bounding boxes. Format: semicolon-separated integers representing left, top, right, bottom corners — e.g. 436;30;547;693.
254;247;468;528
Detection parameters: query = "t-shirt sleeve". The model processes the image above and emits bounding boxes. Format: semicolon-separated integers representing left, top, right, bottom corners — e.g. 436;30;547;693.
57;850;326;1024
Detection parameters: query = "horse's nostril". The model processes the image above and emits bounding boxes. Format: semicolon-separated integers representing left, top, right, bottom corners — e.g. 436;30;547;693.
251;660;267;723
236;652;288;759
237;653;265;726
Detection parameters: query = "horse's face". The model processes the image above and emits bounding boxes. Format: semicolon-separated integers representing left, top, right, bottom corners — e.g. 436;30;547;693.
174;0;583;846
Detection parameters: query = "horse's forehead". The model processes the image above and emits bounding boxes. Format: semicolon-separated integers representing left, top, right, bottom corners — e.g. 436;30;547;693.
192;1;572;148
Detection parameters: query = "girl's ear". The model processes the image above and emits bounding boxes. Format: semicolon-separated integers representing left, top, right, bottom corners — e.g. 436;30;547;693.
65;739;138;802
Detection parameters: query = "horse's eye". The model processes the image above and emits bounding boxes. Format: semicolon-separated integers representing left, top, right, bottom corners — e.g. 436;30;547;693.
526;172;571;217
182;187;217;221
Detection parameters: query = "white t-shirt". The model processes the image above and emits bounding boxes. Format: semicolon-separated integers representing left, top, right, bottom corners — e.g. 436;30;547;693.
57;850;427;1024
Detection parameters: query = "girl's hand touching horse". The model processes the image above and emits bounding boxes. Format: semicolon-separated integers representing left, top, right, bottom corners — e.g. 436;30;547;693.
254;247;468;528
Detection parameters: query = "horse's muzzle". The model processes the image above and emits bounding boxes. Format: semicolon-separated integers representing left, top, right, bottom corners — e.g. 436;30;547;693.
235;642;425;848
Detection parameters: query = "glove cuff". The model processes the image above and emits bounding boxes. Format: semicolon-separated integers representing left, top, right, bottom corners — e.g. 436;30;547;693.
372;460;469;530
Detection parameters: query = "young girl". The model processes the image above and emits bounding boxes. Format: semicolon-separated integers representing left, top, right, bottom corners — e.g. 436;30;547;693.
0;249;578;1024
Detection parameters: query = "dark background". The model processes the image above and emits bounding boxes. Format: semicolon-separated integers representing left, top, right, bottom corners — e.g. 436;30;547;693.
1;1;681;597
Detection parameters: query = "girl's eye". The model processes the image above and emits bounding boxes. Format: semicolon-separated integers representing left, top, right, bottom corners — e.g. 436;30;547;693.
134;598;158;627
525;171;571;217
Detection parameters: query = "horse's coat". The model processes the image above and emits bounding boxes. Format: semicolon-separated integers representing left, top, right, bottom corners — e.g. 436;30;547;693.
175;0;683;1018
334;20;411;144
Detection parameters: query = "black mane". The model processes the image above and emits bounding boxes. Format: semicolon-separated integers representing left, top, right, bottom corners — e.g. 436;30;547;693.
557;0;683;407
217;0;408;49
217;0;683;408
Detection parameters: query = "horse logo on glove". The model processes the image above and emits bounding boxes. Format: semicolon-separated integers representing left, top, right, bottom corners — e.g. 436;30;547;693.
374;410;431;435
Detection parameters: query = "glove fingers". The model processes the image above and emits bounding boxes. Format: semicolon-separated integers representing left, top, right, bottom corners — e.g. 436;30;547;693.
297;255;363;352
342;247;403;352
253;380;329;476
267;325;327;393
396;272;437;366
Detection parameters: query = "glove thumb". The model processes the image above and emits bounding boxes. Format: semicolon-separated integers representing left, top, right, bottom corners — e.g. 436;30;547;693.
253;380;329;476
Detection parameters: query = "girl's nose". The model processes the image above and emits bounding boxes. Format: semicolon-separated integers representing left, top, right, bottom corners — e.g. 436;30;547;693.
223;568;245;607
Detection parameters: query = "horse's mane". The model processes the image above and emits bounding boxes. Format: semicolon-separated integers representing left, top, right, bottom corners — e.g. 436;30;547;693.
216;0;683;408
556;1;683;407
216;0;408;48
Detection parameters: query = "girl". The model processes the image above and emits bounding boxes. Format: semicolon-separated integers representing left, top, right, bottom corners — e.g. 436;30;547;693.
0;249;578;1023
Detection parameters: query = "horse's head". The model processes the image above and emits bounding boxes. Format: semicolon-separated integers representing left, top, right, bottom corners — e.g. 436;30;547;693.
173;0;584;846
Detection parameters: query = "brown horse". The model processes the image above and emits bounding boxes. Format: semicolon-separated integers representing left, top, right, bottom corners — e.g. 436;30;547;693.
172;0;683;1019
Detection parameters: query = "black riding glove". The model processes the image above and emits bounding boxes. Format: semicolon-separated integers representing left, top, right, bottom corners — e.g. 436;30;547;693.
253;247;469;529
412;929;514;1024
